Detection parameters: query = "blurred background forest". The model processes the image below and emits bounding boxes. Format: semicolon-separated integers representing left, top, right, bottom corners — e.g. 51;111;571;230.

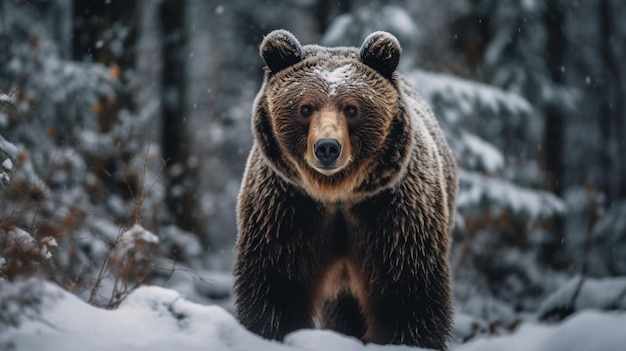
1;0;626;344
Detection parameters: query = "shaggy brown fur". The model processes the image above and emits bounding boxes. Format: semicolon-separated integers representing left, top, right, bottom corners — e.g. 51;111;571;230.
233;29;458;350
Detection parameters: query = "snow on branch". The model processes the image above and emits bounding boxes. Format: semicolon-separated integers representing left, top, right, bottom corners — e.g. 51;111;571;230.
458;170;566;220
0;135;17;190
405;69;538;177
458;132;505;174
538;276;626;321
407;70;533;125
0;94;18;190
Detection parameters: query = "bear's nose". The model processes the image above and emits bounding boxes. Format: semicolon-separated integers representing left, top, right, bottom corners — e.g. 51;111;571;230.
314;138;341;165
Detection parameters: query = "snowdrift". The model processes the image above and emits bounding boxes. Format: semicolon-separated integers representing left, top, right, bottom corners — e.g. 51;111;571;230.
2;281;626;351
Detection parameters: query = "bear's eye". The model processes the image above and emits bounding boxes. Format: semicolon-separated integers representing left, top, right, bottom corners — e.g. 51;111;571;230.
299;104;314;118
344;105;359;119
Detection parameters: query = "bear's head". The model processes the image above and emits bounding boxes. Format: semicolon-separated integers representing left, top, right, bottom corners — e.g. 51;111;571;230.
253;30;413;202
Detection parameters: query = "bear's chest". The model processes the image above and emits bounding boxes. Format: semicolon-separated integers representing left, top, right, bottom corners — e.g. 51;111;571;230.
328;209;350;254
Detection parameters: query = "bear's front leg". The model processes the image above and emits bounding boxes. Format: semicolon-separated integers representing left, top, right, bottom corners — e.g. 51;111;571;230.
233;169;324;341
234;256;315;340
364;270;452;350
351;192;453;350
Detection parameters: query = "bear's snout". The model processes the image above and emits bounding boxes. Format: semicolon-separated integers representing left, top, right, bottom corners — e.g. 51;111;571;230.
314;138;341;165
305;108;352;176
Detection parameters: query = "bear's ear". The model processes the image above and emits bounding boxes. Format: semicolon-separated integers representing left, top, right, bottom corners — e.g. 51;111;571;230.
359;31;402;79
260;30;303;74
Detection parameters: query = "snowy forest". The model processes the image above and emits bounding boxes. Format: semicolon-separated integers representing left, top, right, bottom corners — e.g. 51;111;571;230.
1;0;626;350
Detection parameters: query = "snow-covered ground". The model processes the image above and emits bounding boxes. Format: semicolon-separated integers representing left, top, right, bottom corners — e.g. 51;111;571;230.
1;280;625;351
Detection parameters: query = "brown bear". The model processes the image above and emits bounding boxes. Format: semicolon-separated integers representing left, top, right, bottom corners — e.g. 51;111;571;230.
233;29;458;350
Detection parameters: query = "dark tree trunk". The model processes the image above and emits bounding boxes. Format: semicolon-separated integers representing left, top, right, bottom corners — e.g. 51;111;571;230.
540;0;567;267
598;0;624;203
544;1;566;196
159;0;185;165
159;0;195;232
